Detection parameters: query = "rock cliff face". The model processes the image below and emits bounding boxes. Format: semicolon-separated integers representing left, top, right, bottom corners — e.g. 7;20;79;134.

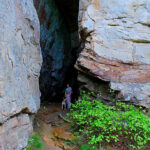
0;0;42;149
76;0;150;108
34;0;79;101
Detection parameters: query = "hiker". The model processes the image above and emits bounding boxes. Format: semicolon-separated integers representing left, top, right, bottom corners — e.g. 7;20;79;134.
61;97;66;110
65;84;72;109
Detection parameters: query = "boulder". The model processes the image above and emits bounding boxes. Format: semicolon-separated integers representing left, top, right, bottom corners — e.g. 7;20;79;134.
0;114;33;150
0;0;42;149
76;0;150;108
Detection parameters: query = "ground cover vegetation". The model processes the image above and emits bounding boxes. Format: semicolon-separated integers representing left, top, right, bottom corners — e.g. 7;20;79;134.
26;132;44;150
67;90;150;150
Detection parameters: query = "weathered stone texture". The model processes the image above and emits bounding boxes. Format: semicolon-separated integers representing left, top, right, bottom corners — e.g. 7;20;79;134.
76;0;150;108
0;114;32;150
0;0;42;148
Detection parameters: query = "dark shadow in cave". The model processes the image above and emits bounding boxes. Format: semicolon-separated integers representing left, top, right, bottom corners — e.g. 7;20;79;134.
34;0;80;103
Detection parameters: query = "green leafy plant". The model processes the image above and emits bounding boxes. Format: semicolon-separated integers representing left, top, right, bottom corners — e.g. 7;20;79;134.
64;137;80;146
80;144;99;150
26;132;44;150
68;91;150;150
109;89;115;94
97;92;102;97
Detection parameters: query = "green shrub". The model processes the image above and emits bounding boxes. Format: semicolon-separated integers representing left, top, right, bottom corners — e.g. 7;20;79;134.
26;132;44;150
68;91;150;150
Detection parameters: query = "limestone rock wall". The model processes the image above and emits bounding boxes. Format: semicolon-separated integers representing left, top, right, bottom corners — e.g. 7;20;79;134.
0;114;33;150
76;0;150;108
0;0;42;149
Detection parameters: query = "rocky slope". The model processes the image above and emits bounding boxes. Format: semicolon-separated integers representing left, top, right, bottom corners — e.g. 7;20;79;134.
76;0;150;108
0;0;42;149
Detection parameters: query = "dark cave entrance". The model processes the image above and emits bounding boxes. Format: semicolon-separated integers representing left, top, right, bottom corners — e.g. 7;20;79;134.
34;0;80;103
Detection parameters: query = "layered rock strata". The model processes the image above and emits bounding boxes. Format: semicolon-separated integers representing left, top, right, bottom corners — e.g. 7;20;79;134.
76;0;150;108
0;0;42;149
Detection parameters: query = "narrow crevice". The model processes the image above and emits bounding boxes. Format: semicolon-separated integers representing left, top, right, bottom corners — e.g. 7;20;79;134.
34;0;80;103
0;107;32;125
124;38;150;43
138;22;150;27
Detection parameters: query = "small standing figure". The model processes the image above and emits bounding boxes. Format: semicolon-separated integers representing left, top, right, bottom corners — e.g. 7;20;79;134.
65;84;72;109
62;97;66;110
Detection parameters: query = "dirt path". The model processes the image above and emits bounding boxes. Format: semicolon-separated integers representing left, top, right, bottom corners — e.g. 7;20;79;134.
34;103;77;150
33;103;150;150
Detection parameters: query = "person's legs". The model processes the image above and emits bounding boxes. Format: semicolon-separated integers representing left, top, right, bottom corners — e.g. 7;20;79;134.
67;100;71;109
64;102;66;110
62;103;64;110
66;95;71;109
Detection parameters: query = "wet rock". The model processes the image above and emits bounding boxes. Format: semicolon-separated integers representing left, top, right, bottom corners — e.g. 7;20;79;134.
45;112;60;124
76;0;150;108
51;127;74;141
0;0;42;148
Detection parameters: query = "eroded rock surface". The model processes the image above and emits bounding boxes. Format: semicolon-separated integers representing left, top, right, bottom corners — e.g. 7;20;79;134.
0;114;32;150
76;0;150;108
0;0;42;149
